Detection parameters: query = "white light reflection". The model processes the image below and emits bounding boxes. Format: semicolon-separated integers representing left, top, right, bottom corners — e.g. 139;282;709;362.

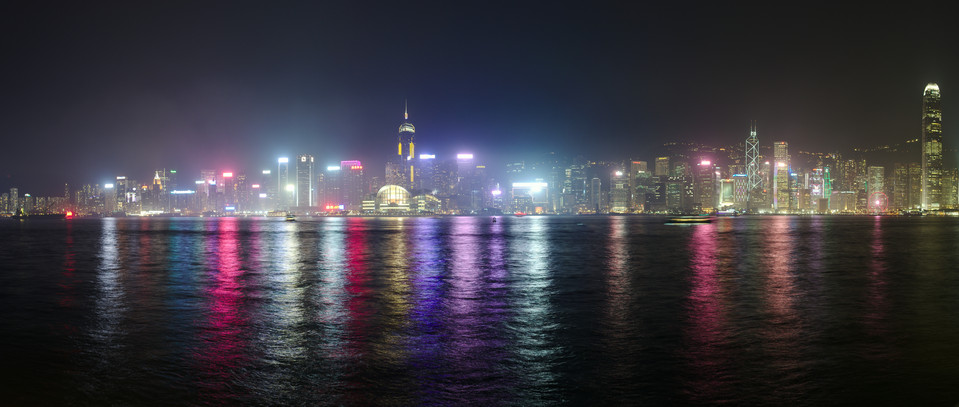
261;219;308;380
93;218;124;344
317;217;348;363
507;216;559;401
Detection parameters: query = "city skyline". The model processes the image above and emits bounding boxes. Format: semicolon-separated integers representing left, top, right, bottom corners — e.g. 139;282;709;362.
2;3;958;193
4;81;957;217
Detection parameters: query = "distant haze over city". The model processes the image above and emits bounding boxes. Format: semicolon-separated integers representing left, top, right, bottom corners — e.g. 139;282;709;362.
1;3;957;195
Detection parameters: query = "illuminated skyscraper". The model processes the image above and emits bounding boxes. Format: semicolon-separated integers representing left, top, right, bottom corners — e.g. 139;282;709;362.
609;169;629;213
296;154;314;209
394;101;416;189
773;141;790;211
340;160;364;212
921;83;942;210
277;157;290;210
867;166;885;212
695;159;717;213
745;121;761;209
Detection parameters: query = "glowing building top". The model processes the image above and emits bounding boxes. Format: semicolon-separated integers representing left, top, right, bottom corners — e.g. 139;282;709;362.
921;82;943;210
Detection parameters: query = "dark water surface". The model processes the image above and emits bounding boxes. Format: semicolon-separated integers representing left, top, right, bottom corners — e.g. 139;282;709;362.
2;216;959;405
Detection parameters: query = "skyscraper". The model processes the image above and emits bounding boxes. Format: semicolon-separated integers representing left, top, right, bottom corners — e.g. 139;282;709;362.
655;157;670;177
773;141;790;211
921;83;942;210
340;160;364;212
277;157;290;210
867;166;885;213
745;121;761;209
393;101;416;189
296;154;314;209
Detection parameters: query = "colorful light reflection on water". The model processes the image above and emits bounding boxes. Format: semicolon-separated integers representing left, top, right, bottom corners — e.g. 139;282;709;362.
2;216;959;405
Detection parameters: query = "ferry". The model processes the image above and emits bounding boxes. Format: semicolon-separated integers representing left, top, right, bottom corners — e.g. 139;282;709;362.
666;215;714;224
285;213;296;222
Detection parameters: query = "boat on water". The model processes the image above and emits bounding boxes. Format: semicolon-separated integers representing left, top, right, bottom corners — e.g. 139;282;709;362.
666;215;714;224
285;214;296;222
10;208;67;220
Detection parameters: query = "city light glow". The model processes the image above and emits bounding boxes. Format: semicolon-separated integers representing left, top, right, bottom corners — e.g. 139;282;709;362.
278;157;289;163
457;153;474;159
419;154;435;159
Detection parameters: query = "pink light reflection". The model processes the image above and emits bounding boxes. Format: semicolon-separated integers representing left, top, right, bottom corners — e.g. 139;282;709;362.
198;218;250;401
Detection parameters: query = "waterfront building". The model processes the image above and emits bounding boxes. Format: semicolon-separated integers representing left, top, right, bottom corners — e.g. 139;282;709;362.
511;181;550;214
392;102;416;190
374;184;411;213
867;166;885;212
695;159;718;213
9;188;19;214
321;165;343;211
830;191;858;213
277;157;290;210
609;169;629;213
732;174;748;211
773;141;790;212
341;160;364;212
745;121;761;211
295;154;314;210
590;177;603;213
220;172;237;213
415;154;436;192
921;83;943;210
630;161;652;212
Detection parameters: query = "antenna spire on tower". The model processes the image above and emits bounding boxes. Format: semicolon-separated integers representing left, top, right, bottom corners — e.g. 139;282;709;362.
404;99;408;120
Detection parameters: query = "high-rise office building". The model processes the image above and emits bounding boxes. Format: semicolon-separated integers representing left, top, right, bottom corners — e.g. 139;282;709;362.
296;154;314;209
629;160;649;212
277;157;290;210
609;169;629;213
695;159;717;213
590;177;603;213
745;121;761;209
921;83;942;210
867;166;885;212
322;165;343;210
341;160;364;212
655;157;670;177
773;141;790;211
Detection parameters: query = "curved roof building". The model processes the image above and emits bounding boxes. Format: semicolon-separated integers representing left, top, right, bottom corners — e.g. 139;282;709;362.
376;185;411;212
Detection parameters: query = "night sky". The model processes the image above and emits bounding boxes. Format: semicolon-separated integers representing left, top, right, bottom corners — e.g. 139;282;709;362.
2;2;957;194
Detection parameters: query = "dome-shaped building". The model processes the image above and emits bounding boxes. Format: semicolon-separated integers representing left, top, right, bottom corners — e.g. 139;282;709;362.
375;185;411;212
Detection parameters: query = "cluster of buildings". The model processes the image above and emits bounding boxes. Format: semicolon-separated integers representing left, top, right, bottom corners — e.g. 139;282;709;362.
2;84;955;217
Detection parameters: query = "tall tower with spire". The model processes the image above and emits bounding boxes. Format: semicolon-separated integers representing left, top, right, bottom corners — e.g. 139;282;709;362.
745;121;761;208
388;101;417;189
921;83;942;210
